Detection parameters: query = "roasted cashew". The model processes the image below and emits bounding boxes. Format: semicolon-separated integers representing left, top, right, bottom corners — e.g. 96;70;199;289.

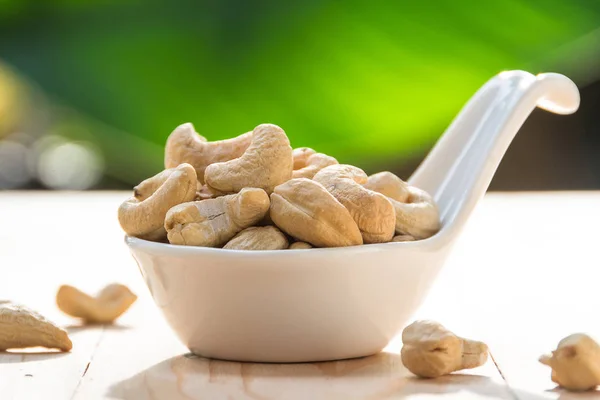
401;320;488;378
165;122;252;183
223;226;289;250
195;183;219;201
539;333;600;391
270;178;362;248
392;234;415;242
165;188;270;247
313;165;396;243
205;123;293;194
392;186;440;239
288;241;313;250
119;164;197;239
292;153;338;179
136;171;217;202
364;171;410;202
292;147;316;170
365;172;440;240
134;168;175;201
254;210;275;227
0;301;72;351
56;284;137;324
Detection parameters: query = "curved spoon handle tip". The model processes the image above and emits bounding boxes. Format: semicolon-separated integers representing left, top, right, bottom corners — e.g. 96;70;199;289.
534;72;580;115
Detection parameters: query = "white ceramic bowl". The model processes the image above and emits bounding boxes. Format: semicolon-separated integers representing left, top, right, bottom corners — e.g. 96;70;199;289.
128;235;449;362
127;71;580;362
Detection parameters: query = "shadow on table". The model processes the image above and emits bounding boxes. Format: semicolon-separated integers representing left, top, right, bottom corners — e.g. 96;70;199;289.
107;351;550;400
0;350;69;363
398;375;556;400
0;325;130;364
65;323;133;334
546;387;600;400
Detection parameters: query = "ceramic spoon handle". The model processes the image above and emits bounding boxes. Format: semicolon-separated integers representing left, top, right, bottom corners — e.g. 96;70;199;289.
409;71;580;239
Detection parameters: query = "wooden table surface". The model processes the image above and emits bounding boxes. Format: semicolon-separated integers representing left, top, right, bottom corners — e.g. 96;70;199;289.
1;191;599;400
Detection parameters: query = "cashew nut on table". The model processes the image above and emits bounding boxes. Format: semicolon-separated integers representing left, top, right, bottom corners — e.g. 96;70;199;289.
539;333;600;391
400;320;489;378
56;284;138;324
0;301;72;352
118;122;441;248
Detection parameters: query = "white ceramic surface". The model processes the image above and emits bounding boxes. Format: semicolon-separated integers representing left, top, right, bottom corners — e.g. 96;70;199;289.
127;70;580;363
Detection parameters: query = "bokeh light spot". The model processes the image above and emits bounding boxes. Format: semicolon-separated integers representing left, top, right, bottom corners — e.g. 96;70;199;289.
0;140;32;189
37;140;104;190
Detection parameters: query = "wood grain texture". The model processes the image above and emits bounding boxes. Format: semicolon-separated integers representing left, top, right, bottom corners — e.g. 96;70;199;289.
1;191;598;399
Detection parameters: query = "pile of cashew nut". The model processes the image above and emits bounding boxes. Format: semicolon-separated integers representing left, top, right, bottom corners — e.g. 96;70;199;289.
118;123;441;250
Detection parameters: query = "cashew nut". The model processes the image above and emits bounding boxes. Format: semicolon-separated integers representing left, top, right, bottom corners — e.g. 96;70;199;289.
165;123;252;184
255;210;275;227
393;186;440;239
118;164;196;240
289;241;313;250
205;123;293;194
292;147;316;170
131;167;178;241
292;152;338;179
165;188;270;247
401;320;488;378
134;167;218;204
270;178;362;248
364;171;410;202
119;163;197;239
313;165;396;243
134;168;176;201
0;301;72;351
365;172;440;240
223;226;289;250
539;333;600;391
392;234;415;242
195;183;218;201
56;284;137;324
123;122;440;247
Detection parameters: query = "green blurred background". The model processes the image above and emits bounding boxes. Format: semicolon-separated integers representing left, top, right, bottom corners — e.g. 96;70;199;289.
0;0;599;190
